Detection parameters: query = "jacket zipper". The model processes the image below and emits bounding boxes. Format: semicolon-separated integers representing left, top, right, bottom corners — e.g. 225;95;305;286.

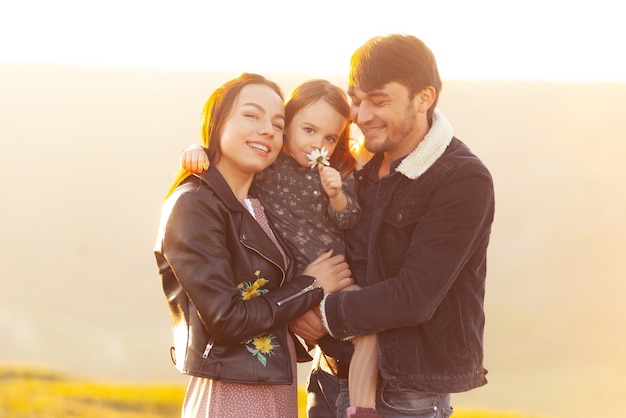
202;339;214;358
240;241;287;286
276;282;319;306
239;228;319;306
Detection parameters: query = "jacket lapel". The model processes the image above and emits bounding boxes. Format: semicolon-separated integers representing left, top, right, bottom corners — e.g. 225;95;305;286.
195;169;287;278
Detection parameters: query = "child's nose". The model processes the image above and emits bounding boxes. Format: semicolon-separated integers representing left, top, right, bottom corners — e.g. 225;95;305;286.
313;137;325;149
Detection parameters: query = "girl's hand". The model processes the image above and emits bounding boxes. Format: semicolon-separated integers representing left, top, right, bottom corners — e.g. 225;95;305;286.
318;165;342;198
181;144;209;173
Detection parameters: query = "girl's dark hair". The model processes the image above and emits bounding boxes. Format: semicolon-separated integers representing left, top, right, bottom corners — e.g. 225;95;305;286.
165;73;283;199
349;34;442;124
285;79;356;177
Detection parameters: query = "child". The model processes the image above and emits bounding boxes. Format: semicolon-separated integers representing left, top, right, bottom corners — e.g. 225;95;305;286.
180;79;381;418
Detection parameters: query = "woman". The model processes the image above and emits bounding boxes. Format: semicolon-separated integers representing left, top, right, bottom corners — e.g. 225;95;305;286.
154;73;352;417
179;79;380;417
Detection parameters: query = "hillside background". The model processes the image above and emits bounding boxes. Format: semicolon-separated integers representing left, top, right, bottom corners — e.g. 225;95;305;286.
1;64;624;418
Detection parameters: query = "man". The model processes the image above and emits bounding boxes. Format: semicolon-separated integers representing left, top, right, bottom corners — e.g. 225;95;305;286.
291;34;495;418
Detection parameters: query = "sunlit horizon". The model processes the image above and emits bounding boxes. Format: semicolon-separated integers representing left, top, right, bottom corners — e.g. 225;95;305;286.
2;0;625;83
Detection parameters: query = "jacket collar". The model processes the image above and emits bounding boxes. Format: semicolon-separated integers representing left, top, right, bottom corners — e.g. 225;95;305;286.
194;167;244;212
356;109;453;180
396;109;453;180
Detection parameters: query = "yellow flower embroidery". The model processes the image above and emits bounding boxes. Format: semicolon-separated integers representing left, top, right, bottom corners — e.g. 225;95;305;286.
238;271;278;366
245;334;279;367
237;270;269;300
253;336;275;354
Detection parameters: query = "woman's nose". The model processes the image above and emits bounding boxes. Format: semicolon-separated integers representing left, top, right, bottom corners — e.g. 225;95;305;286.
258;118;274;136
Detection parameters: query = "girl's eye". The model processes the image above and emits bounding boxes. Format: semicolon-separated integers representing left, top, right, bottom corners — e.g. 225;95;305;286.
373;101;386;107
273;123;284;132
304;127;315;135
325;136;338;144
245;113;259;120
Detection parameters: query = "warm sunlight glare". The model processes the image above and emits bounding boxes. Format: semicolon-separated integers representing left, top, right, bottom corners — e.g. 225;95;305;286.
1;0;625;82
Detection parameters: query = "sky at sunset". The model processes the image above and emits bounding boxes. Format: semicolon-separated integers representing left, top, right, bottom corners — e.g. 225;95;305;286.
1;0;625;82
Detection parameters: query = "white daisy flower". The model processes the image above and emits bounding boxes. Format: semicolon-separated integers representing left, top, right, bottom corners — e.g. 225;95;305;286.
306;147;330;169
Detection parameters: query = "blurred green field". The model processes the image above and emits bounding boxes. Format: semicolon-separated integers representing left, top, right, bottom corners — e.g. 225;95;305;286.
0;364;554;418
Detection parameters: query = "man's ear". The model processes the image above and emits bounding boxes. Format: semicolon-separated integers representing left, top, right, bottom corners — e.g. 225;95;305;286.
416;86;436;114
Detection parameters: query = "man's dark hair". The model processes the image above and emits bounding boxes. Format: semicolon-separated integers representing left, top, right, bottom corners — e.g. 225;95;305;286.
349;34;442;123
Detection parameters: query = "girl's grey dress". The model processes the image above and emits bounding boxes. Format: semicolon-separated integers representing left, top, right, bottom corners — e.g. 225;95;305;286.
252;153;361;274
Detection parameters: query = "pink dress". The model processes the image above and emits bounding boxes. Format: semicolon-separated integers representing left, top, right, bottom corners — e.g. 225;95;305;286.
181;198;298;418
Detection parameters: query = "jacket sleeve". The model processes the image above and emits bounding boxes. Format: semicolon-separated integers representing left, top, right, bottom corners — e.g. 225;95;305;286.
160;185;324;344
322;159;495;340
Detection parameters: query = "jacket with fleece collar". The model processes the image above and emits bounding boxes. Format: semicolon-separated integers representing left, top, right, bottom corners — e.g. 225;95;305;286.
154;166;324;385
321;110;495;393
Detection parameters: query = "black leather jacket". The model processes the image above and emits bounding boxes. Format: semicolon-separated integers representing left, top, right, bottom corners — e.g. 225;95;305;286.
154;167;323;384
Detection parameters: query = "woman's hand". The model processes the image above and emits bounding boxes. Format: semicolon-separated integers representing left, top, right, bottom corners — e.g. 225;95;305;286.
303;250;353;294
181;144;209;173
289;307;326;343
